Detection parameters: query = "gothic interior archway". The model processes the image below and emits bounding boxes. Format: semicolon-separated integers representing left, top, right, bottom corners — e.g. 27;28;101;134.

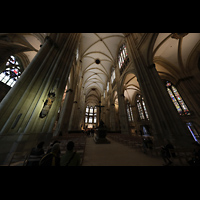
80;33;125;108
123;72;151;135
153;33;200;142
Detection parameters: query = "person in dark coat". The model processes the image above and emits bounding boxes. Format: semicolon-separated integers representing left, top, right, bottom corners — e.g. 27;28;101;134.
26;141;45;166
46;140;60;154
161;146;173;165
39;143;60;166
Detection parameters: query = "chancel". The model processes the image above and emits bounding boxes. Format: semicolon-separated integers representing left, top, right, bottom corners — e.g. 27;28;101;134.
0;33;200;166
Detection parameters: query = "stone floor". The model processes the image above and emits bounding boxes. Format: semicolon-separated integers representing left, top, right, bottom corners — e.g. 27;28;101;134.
82;137;164;166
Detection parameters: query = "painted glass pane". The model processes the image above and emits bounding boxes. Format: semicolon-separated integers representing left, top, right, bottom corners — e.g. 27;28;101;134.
137;100;145;120
127;104;131;121
0;55;23;87
90;107;93;113
142;99;149;119
171;86;189;113
167;88;182;114
89;117;93;123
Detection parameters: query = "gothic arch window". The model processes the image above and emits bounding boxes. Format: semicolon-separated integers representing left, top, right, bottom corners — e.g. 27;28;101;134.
111;67;116;84
88;117;93;123
85;105;97;125
90;106;93;114
0;55;24;87
166;81;190;116
136;94;149;120
107;81;109;92
86;106;89;113
126;100;134;122
118;44;129;75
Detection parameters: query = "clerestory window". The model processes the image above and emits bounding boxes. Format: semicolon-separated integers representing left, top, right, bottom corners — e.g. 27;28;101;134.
118;44;129;74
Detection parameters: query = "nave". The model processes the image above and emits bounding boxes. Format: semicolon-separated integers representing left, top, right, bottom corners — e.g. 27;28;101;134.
82;137;163;166
1;33;200;166
8;132;193;166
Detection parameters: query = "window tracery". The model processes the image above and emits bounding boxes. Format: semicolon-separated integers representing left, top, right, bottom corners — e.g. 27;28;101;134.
0;55;23;87
166;81;190;116
126;101;134;122
85;105;97;125
118;44;129;74
111;68;116;84
136;94;149;120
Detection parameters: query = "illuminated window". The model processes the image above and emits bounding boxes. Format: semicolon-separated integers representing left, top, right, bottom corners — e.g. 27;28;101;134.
90;107;93;113
118;44;129;74
126;101;134;122
137;100;145;120
86;106;89;113
136;94;149;120
107;82;109;92
0;55;24;87
111;68;116;84
85;105;97;125
94;107;97;114
142;98;149;119
94;117;97;123
166;81;190;116
89;117;93;123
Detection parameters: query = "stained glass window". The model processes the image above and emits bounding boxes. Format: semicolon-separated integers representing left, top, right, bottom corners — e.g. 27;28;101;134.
126;101;134;122
137;100;145;120
86;106;89;113
118;44;129;74
94;117;97;123
0;55;24;87
142;98;149;119
111;68;116;84
94;107;97;114
85;105;97;125
166;81;190;116
167;88;182;114
90;107;93;113
107;82;109;92
127;104;131;121
136;94;149;120
89;117;93;123
171;86;189;113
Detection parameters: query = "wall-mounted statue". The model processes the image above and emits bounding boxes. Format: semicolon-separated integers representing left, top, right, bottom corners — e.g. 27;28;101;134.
39;92;56;118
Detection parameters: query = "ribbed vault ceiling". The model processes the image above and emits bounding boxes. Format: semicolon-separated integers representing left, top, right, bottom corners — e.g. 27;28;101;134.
123;33;200;103
153;33;200;79
80;33;124;106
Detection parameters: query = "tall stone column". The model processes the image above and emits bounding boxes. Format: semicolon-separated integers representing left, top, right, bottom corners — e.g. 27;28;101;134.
56;54;82;135
110;101;117;132
53;88;75;136
76;78;86;131
126;34;194;148
115;63;130;134
0;33;81;164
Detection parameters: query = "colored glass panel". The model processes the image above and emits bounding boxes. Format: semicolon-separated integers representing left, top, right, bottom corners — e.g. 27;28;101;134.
167;88;182;114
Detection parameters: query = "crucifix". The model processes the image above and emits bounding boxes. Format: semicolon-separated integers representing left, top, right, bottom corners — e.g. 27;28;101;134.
94;100;110;144
95;101;105;124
